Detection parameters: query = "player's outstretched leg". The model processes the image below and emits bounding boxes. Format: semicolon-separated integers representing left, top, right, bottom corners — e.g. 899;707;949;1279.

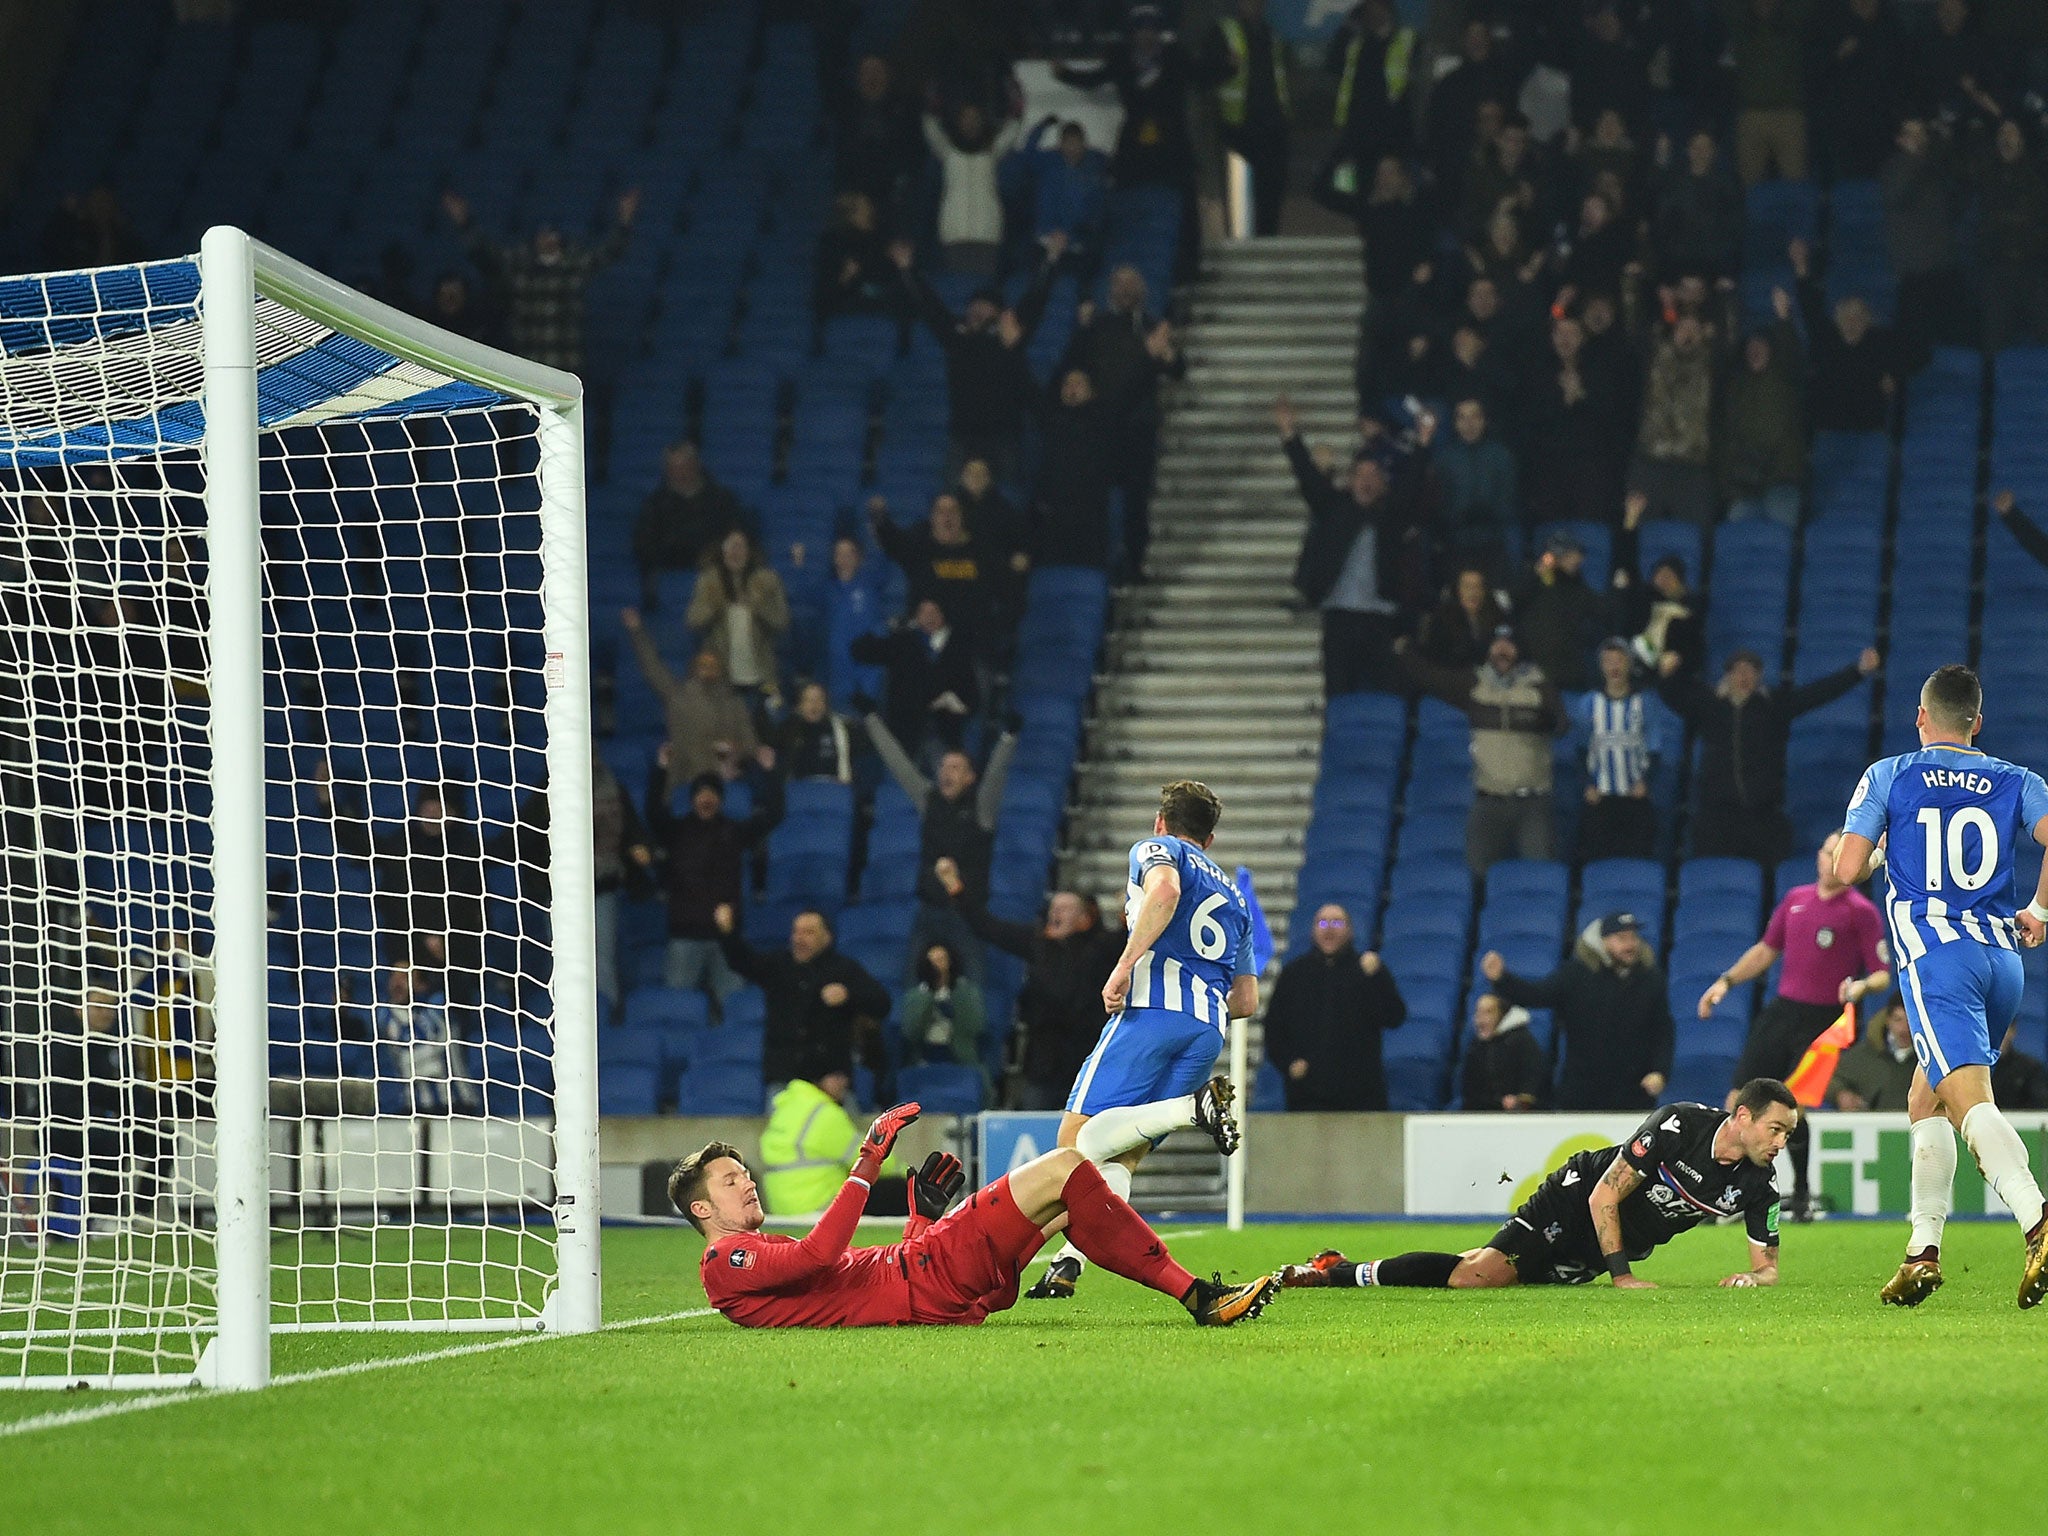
1011;1149;1281;1326
1943;1074;2048;1307
1030;1077;1241;1300
1283;1249;1510;1289
1074;1076;1242;1162
1881;1102;1954;1306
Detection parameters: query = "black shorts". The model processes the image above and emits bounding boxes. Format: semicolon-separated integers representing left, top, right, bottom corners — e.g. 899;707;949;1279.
1486;1174;1608;1286
1735;998;1841;1087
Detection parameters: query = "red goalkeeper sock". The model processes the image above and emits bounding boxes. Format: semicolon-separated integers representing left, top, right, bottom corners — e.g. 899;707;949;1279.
1058;1159;1195;1301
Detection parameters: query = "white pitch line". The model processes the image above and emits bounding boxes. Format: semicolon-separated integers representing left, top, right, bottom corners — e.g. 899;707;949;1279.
0;1306;715;1440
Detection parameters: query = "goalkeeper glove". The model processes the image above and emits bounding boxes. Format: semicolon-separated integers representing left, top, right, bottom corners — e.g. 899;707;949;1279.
910;1151;966;1221
854;1101;920;1181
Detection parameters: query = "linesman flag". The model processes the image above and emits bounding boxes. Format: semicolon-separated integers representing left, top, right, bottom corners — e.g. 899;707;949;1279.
1785;1003;1860;1108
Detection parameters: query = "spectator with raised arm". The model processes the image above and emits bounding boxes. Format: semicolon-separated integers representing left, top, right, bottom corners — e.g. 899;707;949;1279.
1261;904;1407;1111
1609;494;1705;681
934;861;1120;1109
1460;993;1549;1112
1510;532;1602;694
1276;392;1433;698
1398;624;1567;873
922;100;1022;277
620;609;758;794
1656;643;1879;864
441;187;637;374
1061;266;1184;583
712;903;891;1092
862;713;1019;984
891;234;1062;481
631;441;756;611
865;493;988;644
646;747;784;1008
1481;914;1672;1112
1023;117;1108;273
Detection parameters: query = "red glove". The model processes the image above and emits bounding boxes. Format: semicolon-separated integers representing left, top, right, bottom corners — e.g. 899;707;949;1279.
854;1101;920;1181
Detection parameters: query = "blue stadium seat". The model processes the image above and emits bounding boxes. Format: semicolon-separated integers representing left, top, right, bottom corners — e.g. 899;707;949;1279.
896;1063;985;1115
673;1065;764;1116
622;986;709;1033
599;1062;661;1116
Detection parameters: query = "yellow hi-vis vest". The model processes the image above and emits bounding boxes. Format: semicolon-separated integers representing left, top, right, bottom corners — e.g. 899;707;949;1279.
758;1078;861;1216
1216;16;1291;126
1334;25;1415;129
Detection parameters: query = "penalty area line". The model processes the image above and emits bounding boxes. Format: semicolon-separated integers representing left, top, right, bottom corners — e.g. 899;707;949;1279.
0;1306;714;1441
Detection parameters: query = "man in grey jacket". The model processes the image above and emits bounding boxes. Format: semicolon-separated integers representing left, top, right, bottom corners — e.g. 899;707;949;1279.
1398;625;1566;874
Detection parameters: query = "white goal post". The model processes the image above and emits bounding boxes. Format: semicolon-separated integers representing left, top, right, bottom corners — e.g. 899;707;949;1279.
0;227;600;1390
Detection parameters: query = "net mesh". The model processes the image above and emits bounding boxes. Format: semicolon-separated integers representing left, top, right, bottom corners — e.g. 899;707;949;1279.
0;254;569;1383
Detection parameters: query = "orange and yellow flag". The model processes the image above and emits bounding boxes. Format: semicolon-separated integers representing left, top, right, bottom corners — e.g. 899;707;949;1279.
1785;1003;1860;1108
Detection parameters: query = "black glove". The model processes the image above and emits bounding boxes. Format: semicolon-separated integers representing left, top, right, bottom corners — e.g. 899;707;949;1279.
850;692;878;719
910;1150;966;1221
1001;709;1024;736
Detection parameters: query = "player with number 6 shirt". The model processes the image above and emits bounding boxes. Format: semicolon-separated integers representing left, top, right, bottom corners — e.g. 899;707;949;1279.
1026;780;1259;1300
1834;664;2048;1309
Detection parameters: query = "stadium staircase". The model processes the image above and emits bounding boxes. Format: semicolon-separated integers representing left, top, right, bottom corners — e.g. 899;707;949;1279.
1060;236;1365;960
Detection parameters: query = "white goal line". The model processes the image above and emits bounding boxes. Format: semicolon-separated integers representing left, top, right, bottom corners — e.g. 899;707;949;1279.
0;1305;713;1441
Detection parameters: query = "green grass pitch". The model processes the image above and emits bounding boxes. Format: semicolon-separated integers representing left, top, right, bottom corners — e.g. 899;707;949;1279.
6;1218;2047;1535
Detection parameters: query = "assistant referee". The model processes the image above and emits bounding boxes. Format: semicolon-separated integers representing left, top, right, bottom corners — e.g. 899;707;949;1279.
1698;830;1889;1219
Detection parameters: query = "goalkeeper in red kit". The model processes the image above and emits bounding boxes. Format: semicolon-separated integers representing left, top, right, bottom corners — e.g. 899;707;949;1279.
672;1102;1282;1328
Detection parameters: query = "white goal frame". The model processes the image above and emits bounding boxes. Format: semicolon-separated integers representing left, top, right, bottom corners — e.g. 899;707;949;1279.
1;227;602;1391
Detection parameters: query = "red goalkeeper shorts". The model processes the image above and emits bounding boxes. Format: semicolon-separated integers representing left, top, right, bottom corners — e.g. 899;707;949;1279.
902;1175;1048;1325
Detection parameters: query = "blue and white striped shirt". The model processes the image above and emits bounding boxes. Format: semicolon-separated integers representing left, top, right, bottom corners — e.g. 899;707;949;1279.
1576;690;1659;796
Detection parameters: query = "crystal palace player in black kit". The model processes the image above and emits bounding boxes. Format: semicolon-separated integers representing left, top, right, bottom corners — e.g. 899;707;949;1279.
1284;1080;1799;1291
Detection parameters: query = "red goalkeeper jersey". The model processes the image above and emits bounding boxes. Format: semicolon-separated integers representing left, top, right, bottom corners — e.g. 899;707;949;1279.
700;1176;916;1328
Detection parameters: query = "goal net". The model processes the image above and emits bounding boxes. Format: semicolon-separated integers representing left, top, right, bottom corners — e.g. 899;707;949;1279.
0;229;599;1390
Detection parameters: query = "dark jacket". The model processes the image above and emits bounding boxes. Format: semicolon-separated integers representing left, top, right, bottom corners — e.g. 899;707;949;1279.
1418;591;1511;670
334;799;486;946
1460;1008;1550;1110
866;716;1017;908
957;896;1121;1090
1510;561;1604;694
1491;922;1673;1112
1796;273;1895;433
1652;161;1744;277
718;933;892;1085
1262;946;1407;1111
1284;435;1430;611
901;259;1055;446
481;761;652;909
631;473;754;575
644;767;784;940
1054;42;1197;188
849;624;980;747
1717;319;1807;498
1658;664;1867;815
872;518;989;626
1060;305;1185;438
1031;391;1118;569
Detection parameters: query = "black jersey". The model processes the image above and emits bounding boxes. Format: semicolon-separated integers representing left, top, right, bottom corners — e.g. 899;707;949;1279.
1549;1102;1782;1259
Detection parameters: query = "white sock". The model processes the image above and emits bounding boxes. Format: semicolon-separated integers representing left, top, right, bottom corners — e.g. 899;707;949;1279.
1073;1094;1198;1162
1960;1102;2047;1233
1046;1162;1134;1274
1908;1117;1956;1256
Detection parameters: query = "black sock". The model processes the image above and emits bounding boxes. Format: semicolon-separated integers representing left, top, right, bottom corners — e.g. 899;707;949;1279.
1369;1251;1462;1288
1790;1115;1812;1201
